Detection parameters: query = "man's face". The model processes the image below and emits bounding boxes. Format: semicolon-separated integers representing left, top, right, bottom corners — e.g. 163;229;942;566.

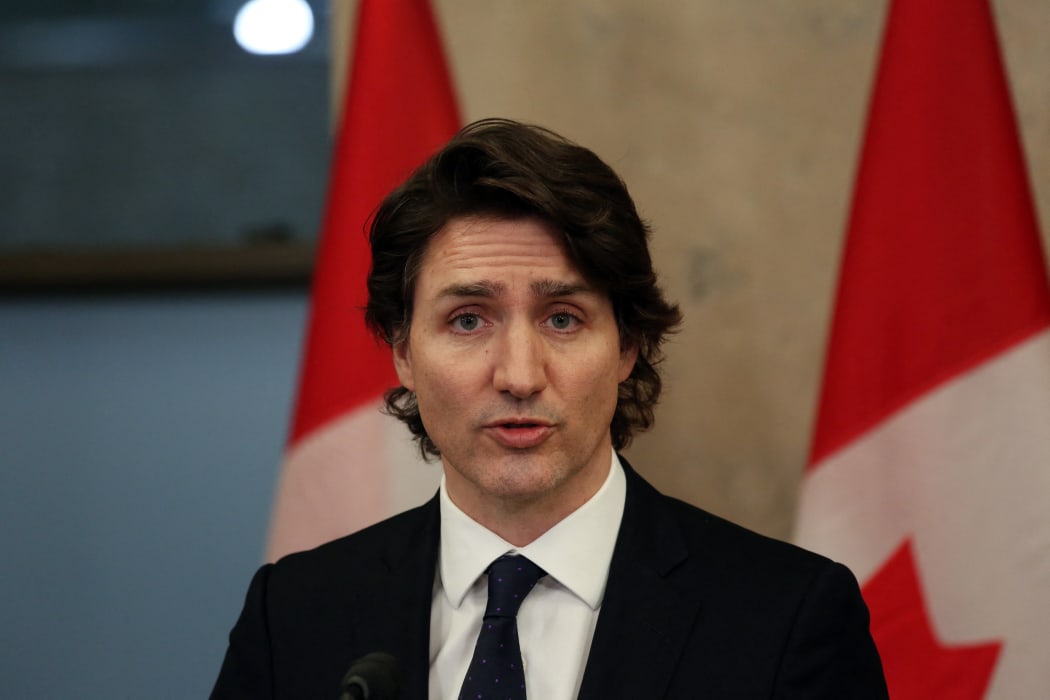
393;216;637;526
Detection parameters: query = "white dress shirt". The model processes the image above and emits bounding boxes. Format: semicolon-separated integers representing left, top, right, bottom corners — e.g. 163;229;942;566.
428;451;627;699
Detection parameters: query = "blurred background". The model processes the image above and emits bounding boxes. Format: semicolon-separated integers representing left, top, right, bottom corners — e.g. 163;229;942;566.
1;0;1048;696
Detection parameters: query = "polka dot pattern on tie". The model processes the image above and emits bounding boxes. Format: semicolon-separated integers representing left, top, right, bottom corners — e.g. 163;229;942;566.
458;555;546;700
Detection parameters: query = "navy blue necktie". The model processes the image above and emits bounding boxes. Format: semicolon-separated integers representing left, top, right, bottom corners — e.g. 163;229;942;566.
458;555;546;700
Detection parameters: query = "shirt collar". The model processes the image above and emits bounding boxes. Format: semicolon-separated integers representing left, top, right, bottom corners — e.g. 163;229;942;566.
438;451;626;611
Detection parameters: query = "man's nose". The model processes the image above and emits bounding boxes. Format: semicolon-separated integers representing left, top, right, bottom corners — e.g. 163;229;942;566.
492;322;548;399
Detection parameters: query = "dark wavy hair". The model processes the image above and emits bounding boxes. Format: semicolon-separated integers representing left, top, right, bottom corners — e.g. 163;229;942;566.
365;118;681;458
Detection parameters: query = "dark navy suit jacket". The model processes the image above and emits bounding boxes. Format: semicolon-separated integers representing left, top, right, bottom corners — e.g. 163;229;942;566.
212;459;888;698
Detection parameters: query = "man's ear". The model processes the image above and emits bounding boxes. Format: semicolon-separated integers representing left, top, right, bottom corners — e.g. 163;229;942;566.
618;341;639;383
392;339;415;391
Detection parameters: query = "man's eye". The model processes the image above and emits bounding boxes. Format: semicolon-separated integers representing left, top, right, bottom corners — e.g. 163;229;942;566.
549;312;576;330
452;313;482;332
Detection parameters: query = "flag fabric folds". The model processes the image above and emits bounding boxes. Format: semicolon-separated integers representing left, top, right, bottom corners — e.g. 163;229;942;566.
266;0;460;562
794;1;1050;698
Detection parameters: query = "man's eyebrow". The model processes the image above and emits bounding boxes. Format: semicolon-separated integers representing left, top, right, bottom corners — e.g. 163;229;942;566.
436;279;593;300
436;281;505;299
530;279;593;298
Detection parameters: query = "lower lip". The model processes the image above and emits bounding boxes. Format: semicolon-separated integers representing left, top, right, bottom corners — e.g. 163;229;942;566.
485;425;553;449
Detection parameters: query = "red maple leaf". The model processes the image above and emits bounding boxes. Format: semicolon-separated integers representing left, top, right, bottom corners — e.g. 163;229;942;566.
863;540;1002;699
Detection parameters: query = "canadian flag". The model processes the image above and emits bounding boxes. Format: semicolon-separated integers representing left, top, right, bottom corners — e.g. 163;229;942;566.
265;0;459;562
794;1;1050;698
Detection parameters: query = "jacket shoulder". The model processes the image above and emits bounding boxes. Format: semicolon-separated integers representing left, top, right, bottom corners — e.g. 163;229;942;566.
622;460;833;583
266;496;439;596
665;491;831;574
211;497;440;699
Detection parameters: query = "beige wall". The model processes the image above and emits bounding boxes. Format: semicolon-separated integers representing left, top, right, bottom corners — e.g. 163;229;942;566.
333;1;1050;539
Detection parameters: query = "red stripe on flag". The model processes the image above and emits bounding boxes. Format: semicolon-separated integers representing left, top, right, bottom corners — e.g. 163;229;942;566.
290;0;461;445
809;0;1050;466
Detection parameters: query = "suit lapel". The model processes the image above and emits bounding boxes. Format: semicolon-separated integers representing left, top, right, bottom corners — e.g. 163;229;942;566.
577;462;704;699
346;496;441;698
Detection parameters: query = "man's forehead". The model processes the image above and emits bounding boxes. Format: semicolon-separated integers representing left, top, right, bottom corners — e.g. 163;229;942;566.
414;216;594;294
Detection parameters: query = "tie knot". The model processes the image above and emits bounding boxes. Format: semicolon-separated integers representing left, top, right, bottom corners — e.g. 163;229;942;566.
484;554;546;619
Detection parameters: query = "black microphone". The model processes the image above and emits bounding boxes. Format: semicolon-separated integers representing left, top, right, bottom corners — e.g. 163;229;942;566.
338;652;400;700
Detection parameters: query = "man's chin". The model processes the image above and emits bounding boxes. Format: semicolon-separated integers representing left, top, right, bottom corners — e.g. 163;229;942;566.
458;456;563;500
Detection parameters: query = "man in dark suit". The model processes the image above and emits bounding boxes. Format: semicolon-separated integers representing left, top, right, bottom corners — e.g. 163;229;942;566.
213;119;887;699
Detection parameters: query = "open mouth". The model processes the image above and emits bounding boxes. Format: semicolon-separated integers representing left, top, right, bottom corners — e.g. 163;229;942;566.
486;421;553;448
